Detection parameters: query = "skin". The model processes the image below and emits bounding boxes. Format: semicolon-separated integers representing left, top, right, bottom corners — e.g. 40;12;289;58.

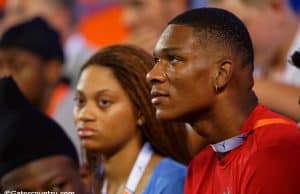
74;65;162;194
23;0;73;43
254;78;300;120
0;48;62;110
209;0;300;121
122;0;188;52
1;0;73;43
147;25;216;121
209;0;296;74
74;65;141;155
1;155;84;193
0;0;27;36
0;48;46;107
147;24;257;144
122;0;207;155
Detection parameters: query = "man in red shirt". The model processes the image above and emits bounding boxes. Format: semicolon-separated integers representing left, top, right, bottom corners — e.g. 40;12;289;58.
147;8;300;194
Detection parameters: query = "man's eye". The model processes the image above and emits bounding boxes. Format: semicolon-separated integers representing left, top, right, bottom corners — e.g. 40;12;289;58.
98;99;112;108
153;57;160;64
167;55;182;64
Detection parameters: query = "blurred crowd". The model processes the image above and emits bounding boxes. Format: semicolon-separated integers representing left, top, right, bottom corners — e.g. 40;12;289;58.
0;0;299;193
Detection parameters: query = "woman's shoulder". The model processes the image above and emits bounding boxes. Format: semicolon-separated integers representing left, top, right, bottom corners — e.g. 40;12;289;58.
143;157;187;194
154;157;187;176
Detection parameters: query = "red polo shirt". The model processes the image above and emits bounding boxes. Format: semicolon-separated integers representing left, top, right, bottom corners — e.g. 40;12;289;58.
185;105;300;194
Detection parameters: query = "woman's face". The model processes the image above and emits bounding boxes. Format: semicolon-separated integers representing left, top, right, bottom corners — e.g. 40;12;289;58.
74;65;141;156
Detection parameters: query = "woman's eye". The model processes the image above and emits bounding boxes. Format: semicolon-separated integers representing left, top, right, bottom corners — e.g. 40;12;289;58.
98;99;111;108
74;96;85;107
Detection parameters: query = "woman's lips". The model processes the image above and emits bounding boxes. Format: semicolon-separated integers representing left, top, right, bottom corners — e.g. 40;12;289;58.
77;127;96;138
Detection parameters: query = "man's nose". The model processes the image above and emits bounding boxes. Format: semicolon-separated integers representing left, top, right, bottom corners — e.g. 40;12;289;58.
146;61;167;85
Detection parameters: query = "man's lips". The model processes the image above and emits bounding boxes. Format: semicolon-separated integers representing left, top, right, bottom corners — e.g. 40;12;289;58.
150;90;169;105
77;127;96;138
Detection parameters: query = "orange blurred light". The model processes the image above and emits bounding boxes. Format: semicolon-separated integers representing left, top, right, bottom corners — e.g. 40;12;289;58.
78;5;128;47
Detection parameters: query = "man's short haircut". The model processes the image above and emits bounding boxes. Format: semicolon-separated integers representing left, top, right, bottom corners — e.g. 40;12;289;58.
168;7;254;68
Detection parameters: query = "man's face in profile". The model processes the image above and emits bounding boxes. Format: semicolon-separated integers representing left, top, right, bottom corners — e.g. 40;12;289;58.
147;24;216;122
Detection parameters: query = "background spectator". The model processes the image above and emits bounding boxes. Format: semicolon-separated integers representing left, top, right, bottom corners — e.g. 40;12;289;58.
0;17;81;159
0;76;84;193
74;44;191;194
209;0;300;121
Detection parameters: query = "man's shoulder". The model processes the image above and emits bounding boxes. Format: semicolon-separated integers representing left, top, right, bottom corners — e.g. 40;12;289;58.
252;115;299;148
249;105;299;145
245;111;300;165
188;146;215;171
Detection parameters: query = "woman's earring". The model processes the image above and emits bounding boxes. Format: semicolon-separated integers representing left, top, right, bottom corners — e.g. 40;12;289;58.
137;117;145;127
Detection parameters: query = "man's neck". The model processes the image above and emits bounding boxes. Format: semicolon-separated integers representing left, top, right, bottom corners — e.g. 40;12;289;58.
190;91;258;144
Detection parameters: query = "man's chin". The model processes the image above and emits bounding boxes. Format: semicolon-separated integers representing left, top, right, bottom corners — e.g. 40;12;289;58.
155;109;182;122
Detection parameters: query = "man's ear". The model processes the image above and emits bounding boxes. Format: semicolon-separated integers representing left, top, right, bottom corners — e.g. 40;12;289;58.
214;61;233;92
43;59;63;87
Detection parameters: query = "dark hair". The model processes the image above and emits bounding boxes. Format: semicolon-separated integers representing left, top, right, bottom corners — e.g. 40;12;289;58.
0;77;78;180
0;17;64;63
169;7;254;68
80;44;191;164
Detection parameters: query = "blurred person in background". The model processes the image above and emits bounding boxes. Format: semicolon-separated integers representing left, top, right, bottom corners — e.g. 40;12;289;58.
122;0;207;156
0;1;5;38
1;0;93;85
75;0;207;48
122;0;191;53
0;17;81;160
0;0;26;36
209;0;300;121
74;44;192;194
0;76;84;193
